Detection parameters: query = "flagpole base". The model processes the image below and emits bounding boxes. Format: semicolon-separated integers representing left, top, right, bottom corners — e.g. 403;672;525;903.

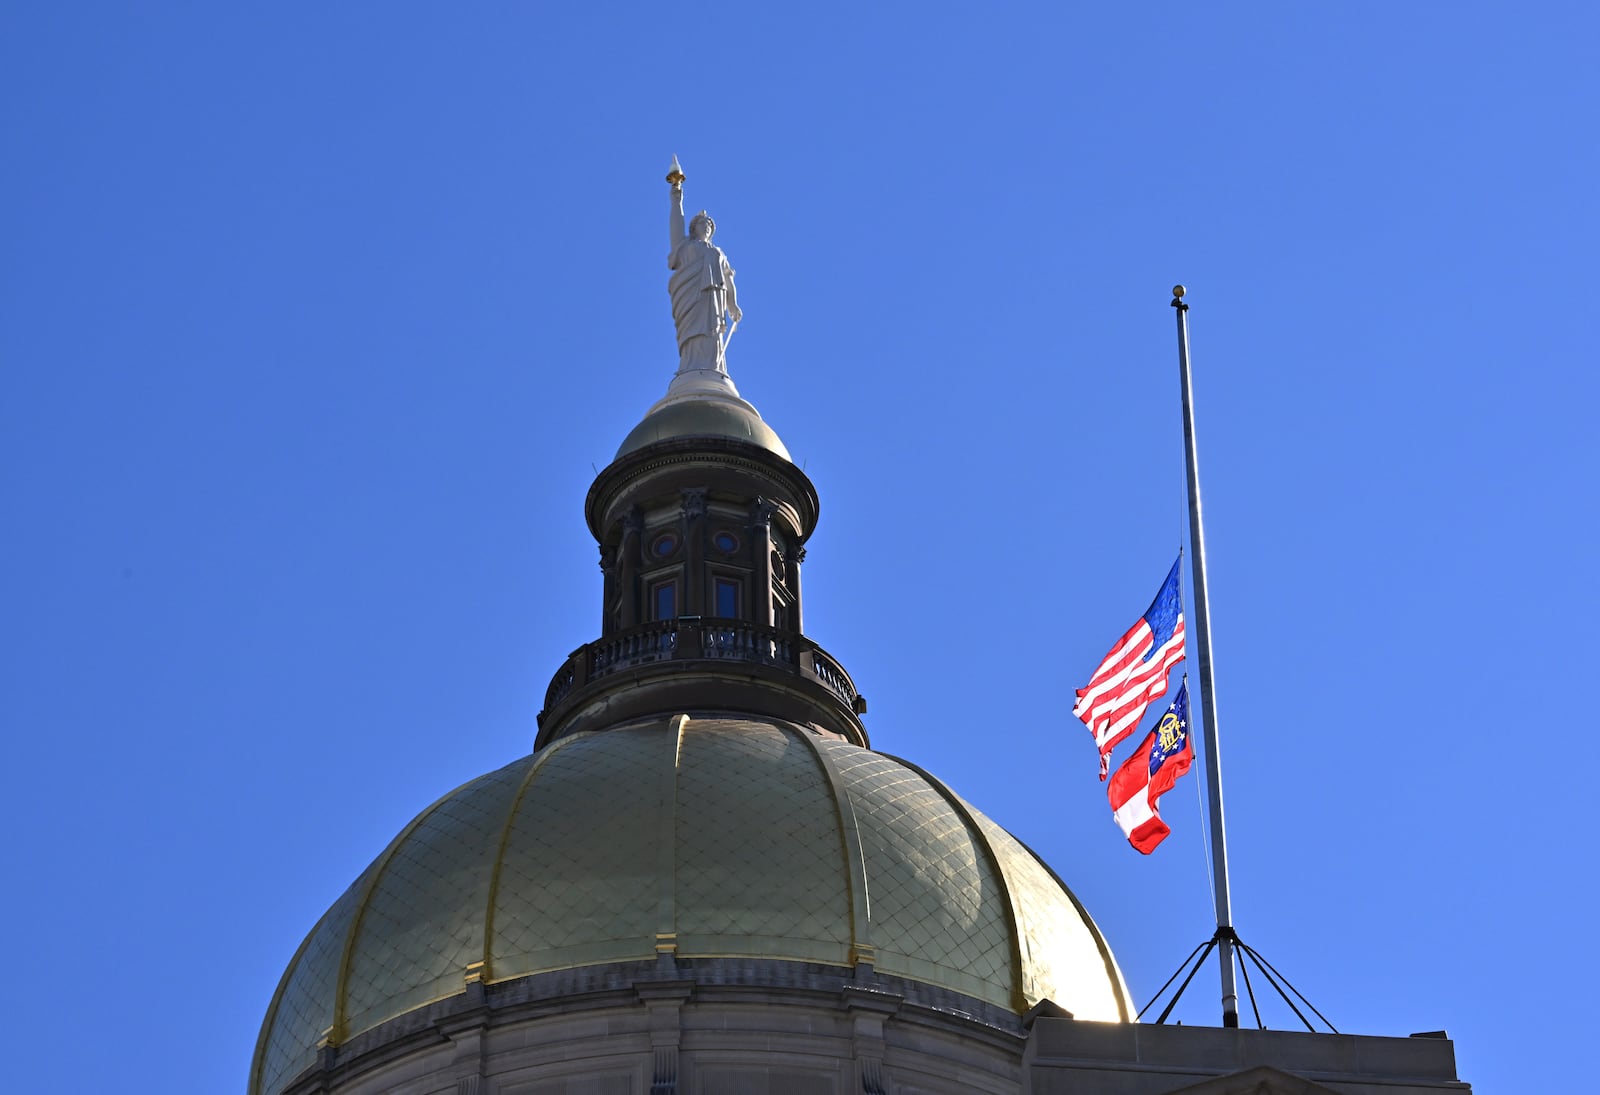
1138;928;1336;1034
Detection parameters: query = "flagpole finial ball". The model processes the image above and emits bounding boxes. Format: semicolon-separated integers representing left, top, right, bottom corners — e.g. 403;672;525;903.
1172;284;1186;299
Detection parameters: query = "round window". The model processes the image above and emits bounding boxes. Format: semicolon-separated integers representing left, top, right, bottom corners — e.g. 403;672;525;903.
713;531;739;553
651;533;678;558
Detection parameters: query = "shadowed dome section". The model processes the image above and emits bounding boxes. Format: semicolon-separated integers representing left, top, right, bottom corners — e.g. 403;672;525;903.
615;397;790;460
251;716;1132;1095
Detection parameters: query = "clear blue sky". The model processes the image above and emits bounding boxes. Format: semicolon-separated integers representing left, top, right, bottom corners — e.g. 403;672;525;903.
3;5;1593;1091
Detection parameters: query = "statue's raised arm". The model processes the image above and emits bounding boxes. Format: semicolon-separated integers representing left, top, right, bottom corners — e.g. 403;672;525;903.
665;157;739;377
668;157;687;253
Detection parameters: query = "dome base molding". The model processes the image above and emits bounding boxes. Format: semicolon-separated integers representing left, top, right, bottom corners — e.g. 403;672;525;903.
278;957;1027;1095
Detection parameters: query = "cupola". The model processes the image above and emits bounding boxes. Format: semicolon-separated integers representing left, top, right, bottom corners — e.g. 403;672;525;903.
534;187;865;749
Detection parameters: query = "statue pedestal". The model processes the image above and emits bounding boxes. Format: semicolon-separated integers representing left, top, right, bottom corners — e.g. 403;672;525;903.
647;368;760;418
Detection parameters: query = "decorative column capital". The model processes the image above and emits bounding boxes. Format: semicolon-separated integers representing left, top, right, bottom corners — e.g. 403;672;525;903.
680;487;708;521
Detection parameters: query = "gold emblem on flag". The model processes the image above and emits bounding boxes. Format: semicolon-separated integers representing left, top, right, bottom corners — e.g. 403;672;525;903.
1157;712;1183;753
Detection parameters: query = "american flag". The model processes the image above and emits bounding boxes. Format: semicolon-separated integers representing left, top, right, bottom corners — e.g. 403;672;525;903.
1073;556;1187;778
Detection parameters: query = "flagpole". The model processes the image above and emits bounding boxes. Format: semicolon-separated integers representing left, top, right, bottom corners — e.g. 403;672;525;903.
1171;284;1240;1029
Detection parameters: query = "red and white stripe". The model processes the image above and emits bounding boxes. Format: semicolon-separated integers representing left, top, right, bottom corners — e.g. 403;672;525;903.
1107;726;1194;855
1108;731;1172;854
1073;616;1186;777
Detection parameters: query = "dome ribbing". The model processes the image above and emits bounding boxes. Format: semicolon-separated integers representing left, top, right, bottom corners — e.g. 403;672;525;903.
251;715;1131;1095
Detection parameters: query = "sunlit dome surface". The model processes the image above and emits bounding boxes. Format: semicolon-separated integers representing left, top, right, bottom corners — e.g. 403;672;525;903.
252;716;1131;1095
615;397;790;460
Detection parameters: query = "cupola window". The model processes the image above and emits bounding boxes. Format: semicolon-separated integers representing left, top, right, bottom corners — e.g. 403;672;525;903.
650;578;678;621
714;577;740;619
651;532;679;558
713;530;739;554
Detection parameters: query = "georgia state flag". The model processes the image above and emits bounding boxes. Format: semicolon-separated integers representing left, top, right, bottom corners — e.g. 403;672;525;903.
1108;682;1195;854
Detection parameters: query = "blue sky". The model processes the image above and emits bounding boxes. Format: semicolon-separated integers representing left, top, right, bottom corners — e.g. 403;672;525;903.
3;4;1594;1091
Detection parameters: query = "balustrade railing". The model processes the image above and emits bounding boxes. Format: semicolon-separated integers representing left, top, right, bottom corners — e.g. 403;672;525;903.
538;617;857;720
591;620;679;674
543;662;576;712
702;619;793;666
808;648;857;706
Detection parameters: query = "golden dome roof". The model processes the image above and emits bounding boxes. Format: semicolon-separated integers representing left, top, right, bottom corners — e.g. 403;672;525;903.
251;716;1131;1095
614;397;790;460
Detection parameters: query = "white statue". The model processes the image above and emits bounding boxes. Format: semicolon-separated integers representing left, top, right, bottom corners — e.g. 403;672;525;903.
666;157;741;376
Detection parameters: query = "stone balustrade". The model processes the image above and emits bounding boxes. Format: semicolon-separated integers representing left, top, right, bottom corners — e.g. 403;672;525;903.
539;618;860;732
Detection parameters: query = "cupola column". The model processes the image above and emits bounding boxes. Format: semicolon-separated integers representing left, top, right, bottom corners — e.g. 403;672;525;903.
750;498;776;627
784;545;805;634
681;487;707;617
618;506;643;632
599;545;617;634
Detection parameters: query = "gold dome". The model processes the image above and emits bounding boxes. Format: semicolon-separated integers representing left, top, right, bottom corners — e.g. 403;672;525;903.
251;716;1132;1095
614;397;791;460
